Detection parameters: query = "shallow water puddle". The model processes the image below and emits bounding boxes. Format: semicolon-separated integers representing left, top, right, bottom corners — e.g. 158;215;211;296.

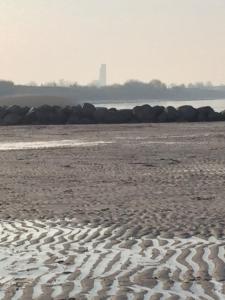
0;220;224;299
0;140;111;150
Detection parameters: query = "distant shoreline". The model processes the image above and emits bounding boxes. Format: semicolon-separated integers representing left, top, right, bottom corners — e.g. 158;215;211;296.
1;80;225;104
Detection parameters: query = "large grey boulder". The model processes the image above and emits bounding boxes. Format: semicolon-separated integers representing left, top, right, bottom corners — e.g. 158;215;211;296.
24;105;67;125
6;105;29;115
82;103;96;118
98;108;134;123
24;107;37;124
67;105;83;124
219;110;225;121
0;107;7;120
197;106;224;122
197;106;215;122
133;105;164;123
158;110;168;122
133;105;152;122
37;105;67;124
2;113;23;125
93;107;109;123
166;106;179;122
50;106;68;124
178;105;198;122
208;111;224;122
2;106;29;125
105;108;118;123
116;109;134;123
150;106;165;122
34;105;55;124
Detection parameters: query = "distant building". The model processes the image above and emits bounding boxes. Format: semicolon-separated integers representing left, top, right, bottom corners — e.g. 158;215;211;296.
89;64;107;87
98;64;107;87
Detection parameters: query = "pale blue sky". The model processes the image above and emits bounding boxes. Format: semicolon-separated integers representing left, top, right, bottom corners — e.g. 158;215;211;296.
0;0;225;85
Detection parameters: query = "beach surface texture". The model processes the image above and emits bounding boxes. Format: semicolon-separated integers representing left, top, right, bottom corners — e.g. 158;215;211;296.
0;123;225;299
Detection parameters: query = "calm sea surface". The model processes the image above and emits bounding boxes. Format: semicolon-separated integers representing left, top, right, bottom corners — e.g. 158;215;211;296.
94;99;225;112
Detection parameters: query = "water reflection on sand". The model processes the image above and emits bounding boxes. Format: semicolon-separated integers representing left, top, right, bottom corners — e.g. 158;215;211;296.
0;219;224;299
0;140;110;151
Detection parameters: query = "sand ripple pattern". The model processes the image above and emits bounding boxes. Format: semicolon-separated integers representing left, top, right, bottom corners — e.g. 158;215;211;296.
0;220;225;300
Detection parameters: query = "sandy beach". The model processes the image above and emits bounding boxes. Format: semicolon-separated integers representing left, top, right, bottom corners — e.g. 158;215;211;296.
0;122;225;299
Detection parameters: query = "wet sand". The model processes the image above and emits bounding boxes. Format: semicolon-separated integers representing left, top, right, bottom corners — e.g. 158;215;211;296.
1;219;225;300
0;122;225;299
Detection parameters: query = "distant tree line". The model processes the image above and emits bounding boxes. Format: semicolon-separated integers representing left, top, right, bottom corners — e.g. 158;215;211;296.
0;79;225;103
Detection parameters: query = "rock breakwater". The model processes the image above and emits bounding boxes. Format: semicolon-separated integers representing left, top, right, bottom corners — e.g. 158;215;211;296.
0;103;224;125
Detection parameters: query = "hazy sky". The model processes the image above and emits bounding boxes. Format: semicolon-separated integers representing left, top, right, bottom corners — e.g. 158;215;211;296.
0;0;225;85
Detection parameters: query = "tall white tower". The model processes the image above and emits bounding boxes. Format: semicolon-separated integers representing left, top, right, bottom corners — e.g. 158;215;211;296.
98;64;107;87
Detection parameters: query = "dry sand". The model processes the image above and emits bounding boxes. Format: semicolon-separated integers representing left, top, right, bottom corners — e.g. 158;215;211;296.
0;123;225;237
0;122;225;299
